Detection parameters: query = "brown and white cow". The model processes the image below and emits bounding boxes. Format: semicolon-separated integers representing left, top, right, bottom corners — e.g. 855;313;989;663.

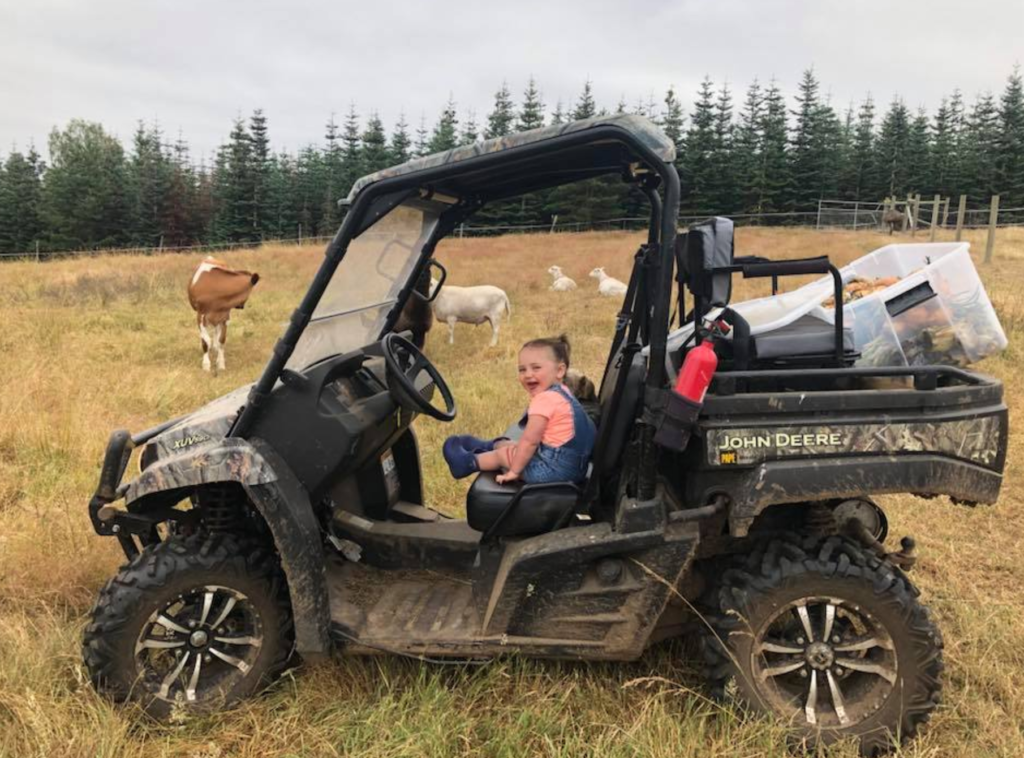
187;257;260;373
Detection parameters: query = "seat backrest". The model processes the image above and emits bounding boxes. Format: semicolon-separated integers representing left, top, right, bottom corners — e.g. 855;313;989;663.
596;345;646;472
680;216;735;312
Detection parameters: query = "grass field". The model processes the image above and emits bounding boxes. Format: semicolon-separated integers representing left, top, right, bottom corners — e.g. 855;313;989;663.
0;226;1022;757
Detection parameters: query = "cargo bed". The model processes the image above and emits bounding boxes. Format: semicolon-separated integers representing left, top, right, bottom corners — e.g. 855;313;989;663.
675;364;1008;536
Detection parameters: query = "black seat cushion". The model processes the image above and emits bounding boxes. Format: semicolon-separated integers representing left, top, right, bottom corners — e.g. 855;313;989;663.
752;314;855;359
466;472;580;537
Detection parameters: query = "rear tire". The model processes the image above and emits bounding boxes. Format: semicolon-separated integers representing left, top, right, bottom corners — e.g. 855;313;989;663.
699;534;943;756
83;533;293;718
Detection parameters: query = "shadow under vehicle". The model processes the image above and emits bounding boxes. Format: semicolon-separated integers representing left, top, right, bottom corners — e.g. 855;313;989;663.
84;115;1007;755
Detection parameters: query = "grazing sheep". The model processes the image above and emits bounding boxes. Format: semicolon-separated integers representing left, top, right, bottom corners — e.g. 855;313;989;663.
429;277;512;347
589;267;628;297
547;265;578;292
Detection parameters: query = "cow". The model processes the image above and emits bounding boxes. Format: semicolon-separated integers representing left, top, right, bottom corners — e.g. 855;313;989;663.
882;208;907;235
393;267;435;348
187;257;260;373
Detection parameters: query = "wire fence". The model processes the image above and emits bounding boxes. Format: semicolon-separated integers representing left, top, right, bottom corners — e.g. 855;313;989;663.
2;202;1022;262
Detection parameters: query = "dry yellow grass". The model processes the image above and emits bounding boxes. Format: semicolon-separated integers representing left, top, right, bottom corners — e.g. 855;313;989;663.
0;227;1022;757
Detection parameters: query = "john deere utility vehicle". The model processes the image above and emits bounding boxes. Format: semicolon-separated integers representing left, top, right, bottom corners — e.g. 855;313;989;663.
85;115;1007;754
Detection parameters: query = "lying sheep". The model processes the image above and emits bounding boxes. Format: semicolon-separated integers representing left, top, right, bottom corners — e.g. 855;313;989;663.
589;267;628;296
547;265;577;292
430;277;512;346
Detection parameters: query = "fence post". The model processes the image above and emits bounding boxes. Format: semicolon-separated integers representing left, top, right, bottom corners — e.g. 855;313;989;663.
35;240;40;263
984;194;1000;264
930;194;940;242
298;224;303;245
549;215;559;233
942;197;950;228
816;199;822;230
903;194;912;232
458;223;464;239
911;194;921;237
955;195;967;241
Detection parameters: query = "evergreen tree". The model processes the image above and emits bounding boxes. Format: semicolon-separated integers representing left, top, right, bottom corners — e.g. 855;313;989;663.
961;92;999;200
295;145;328;237
414;115;430;157
210;117;256;242
361;112;390;173
0;147;44;254
249;109;271;237
516;77;545;132
843;96;876;200
544;81;623;224
259;152;292;239
573;80;597;120
485;83;515;139
788;68;835;209
931;97;958;199
389;113;412;164
428;97;459;153
947;89;968;199
996;66;1024;206
709;82;737;213
125;122;173;246
661;87;685;153
550;101;565;126
875;97;912;198
161;134;203;246
815;99;844;202
905;109;932;194
681;77;717;213
321;116;343;233
340;105;363;193
41;120;128;249
733;80;764;213
459;111;479;145
757;80;791;215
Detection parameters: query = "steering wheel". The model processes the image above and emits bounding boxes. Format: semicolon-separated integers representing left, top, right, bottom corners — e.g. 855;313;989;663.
381;333;457;422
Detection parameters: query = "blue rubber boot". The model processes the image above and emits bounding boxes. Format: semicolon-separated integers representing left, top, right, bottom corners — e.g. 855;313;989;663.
464;435;495;453
443;436;481;479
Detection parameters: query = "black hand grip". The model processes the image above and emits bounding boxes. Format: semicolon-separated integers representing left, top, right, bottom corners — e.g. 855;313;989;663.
94;429;134;503
742;256;831;278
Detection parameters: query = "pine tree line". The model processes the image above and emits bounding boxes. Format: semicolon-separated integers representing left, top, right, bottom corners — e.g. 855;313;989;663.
2;68;1023;255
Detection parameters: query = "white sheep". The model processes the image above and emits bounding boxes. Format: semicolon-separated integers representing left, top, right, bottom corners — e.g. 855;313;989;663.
547;265;577;292
429;277;512;347
589;267;628;297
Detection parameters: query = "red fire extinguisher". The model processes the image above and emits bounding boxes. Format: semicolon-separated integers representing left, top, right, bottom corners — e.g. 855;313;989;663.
673;323;726;403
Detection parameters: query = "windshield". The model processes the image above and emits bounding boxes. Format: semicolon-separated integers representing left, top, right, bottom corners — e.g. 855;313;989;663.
287;199;441;370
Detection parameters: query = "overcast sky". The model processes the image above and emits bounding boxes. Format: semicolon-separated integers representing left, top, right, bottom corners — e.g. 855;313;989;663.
1;0;1021;163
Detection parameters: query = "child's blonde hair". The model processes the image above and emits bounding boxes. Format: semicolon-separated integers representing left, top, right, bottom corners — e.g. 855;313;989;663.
521;334;571;369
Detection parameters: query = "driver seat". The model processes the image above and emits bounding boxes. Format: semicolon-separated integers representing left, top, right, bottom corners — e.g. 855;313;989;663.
465;346;646;539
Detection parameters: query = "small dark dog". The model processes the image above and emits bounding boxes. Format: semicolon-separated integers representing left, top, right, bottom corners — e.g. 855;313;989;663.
565;368;597;402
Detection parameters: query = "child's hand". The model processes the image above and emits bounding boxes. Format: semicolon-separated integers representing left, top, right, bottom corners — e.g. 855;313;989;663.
496;471;520;485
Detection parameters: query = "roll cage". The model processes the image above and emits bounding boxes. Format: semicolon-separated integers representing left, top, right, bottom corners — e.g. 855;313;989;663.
228;117;683;499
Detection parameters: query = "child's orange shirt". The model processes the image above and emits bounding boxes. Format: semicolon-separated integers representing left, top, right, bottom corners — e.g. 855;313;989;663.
527;387;575;447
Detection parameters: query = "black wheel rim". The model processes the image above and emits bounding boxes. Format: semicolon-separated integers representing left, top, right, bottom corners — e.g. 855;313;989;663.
134;585;263;704
749;596;898;729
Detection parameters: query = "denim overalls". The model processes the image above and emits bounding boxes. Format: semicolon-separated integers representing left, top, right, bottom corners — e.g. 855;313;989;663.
519;383;596;484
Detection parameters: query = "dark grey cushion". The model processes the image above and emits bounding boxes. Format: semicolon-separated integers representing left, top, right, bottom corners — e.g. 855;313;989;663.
752;314;855;359
466;472;580;537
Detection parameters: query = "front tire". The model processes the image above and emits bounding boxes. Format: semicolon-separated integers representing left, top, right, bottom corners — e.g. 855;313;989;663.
83;533;293;718
700;535;943;756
